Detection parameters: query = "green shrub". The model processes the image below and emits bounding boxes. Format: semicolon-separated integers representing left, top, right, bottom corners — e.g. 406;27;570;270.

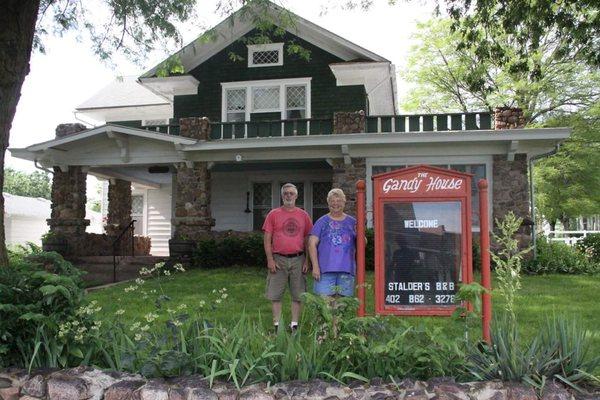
192;233;266;268
525;237;600;275
576;233;600;263
0;249;88;368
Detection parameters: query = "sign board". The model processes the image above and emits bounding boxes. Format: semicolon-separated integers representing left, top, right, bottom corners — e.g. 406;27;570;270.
373;165;473;316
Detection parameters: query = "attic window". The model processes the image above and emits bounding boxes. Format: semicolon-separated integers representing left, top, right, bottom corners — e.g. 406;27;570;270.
248;43;284;67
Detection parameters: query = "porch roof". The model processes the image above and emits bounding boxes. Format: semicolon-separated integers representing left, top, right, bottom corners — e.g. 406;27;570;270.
9;124;570;168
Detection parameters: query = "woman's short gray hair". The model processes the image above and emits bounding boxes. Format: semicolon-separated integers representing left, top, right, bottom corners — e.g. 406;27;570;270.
327;188;346;203
280;183;298;196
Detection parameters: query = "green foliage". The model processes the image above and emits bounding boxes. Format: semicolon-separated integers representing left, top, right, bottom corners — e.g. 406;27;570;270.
3;167;51;200
467;315;600;390
576;233;600;264
0;249;87;368
534;106;600;228
401;19;600;122
192;233;266;269
491;212;530;322
525;238;600;275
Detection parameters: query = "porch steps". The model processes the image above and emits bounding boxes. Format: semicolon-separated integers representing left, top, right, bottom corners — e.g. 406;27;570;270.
71;256;168;287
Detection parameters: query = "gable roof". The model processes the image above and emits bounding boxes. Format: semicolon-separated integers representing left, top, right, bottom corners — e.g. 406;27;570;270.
76;76;170;110
140;1;389;79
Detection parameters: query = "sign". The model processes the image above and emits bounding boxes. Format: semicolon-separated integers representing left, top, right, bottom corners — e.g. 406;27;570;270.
373;165;473;316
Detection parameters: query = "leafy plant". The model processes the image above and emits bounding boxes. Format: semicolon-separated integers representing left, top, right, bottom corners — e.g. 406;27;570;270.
576;233;600;264
525;238;599;275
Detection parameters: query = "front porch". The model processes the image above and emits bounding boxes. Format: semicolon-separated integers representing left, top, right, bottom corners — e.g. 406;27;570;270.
9;108;569;261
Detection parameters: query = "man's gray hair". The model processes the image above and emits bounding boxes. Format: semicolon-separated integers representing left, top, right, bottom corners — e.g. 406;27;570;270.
280;183;298;196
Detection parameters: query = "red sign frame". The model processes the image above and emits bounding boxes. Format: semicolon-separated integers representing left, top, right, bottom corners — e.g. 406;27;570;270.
373;165;473;316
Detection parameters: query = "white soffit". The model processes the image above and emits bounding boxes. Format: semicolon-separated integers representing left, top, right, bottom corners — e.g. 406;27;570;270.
139;75;199;100
330;62;396;115
140;1;388;79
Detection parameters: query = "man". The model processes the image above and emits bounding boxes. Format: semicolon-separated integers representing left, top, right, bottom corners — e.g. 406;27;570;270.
263;183;312;332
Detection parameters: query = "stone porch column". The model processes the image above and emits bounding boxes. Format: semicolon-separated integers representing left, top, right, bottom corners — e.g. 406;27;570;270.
172;117;214;240
47;124;90;236
331;111;366;216
492;107;532;244
105;179;132;236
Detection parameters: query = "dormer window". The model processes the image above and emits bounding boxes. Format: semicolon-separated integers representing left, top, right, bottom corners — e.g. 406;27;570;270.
248;43;284;67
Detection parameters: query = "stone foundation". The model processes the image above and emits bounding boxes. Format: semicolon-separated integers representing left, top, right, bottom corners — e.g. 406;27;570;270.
0;367;590;400
179;117;211;140
67;233;151;257
494;107;526;130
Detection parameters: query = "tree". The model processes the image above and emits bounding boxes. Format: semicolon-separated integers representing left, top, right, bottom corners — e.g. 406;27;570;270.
1;0;198;266
534;106;600;230
401;19;600;124
3;168;51;200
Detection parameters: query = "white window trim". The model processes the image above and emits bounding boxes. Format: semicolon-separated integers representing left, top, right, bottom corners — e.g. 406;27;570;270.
221;78;312;122
248;43;284;68
365;155;493;231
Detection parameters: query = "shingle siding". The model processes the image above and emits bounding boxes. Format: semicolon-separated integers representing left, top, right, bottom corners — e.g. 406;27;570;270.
174;30;366;121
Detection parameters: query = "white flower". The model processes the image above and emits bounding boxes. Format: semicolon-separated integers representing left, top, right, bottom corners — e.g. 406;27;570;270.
215;299;222;304
198;300;206;308
115;309;125;316
135;278;145;285
130;322;141;332
177;303;187;310
155;261;165;269
172;320;183;327
134;333;142;341
174;263;185;272
221;293;228;299
144;312;159;323
140;325;150;332
163;270;171;276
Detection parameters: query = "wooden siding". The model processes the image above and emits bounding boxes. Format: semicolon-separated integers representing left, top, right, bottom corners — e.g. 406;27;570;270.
175;29;367;122
146;185;172;256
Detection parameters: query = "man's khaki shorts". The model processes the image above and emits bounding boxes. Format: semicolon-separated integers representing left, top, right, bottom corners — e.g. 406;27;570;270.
266;254;307;302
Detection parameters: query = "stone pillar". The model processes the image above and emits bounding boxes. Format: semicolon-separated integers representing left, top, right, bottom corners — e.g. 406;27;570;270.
494;107;525;130
331;111;367;216
333;110;365;134
47;166;89;236
492;107;532;245
105;179;132;236
172;162;214;240
172;116;214;240
46;123;90;237
179;117;211;140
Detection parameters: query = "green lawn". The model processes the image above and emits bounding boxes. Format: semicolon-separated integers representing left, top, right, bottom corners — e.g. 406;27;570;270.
88;267;600;353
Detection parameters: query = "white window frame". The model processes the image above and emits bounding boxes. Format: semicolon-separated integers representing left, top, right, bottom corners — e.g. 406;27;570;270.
365;155;493;231
221;78;312;122
248;43;284;68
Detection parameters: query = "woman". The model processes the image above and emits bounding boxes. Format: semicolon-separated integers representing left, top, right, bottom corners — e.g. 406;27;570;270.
308;188;357;297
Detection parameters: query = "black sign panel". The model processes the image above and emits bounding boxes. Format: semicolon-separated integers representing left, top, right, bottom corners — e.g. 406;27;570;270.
383;201;462;307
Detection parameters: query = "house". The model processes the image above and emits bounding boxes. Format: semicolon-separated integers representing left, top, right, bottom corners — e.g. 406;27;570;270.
3;193;103;246
9;1;570;258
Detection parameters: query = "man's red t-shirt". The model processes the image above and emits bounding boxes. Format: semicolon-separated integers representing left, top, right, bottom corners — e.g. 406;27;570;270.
262;207;313;255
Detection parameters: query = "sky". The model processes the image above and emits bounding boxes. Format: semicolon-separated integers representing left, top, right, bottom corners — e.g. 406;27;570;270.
7;0;436;176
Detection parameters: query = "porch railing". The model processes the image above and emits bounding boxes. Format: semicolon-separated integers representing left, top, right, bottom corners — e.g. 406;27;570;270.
365;112;493;133
141;111;494;139
209;118;333;140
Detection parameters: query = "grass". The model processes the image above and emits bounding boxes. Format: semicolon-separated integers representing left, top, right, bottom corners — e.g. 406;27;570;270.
87;266;600;355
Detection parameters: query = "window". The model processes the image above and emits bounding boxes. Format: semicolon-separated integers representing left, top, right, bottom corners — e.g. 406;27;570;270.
312;182;331;222
222;78;311;122
131;195;144;235
286;85;307;119
248;43;284;67
252;183;272;231
225;88;246;122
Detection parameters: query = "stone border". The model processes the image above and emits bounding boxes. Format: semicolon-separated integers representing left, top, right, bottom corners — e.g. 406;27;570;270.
1;367;596;400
